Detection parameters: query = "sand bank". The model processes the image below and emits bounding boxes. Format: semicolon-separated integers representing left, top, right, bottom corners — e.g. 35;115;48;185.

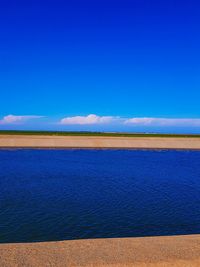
0;235;200;267
0;135;200;149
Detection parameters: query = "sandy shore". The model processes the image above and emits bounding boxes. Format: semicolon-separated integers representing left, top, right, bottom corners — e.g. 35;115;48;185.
1;235;200;267
0;135;200;149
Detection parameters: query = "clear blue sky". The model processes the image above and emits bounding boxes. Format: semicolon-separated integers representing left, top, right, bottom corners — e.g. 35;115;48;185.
0;0;200;132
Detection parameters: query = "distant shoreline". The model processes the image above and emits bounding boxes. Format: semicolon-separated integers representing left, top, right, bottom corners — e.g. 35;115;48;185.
1;130;200;138
1;134;200;149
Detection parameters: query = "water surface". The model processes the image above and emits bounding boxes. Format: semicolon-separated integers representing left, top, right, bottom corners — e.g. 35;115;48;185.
0;149;200;243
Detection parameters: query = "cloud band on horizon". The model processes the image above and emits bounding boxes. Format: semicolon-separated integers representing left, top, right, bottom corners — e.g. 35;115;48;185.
1;114;200;128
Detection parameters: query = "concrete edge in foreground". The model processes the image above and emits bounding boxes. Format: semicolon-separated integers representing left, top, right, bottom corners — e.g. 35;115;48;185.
0;235;200;266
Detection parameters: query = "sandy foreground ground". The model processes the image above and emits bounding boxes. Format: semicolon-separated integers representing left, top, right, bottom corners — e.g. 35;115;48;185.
0;135;200;149
0;235;200;267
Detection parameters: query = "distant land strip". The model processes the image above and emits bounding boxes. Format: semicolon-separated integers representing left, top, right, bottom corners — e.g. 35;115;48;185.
0;130;200;137
0;133;200;149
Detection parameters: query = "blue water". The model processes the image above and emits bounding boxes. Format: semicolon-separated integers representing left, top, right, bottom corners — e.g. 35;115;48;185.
0;149;200;243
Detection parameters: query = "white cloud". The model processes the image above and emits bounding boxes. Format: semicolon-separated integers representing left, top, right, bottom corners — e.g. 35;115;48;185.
60;114;117;125
60;115;200;127
124;117;200;127
0;115;44;125
2;114;199;128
